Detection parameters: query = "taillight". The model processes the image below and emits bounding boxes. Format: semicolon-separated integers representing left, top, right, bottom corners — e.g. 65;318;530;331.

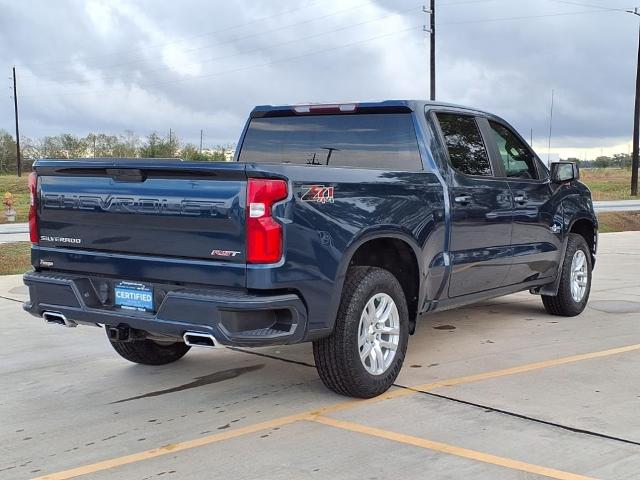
28;172;39;244
246;178;287;263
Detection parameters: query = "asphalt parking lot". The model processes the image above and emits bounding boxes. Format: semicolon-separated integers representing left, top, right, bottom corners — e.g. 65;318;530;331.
1;231;639;480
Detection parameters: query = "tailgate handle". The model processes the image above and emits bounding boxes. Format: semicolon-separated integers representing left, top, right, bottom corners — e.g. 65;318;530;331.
107;169;146;182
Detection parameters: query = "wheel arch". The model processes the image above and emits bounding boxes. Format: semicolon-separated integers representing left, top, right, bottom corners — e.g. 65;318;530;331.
567;216;597;266
330;229;423;334
538;204;597;297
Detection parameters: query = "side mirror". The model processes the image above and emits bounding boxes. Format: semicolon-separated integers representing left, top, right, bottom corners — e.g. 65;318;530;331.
550;161;579;183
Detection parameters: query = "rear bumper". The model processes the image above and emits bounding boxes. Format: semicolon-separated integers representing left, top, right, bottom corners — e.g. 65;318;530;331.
23;271;308;347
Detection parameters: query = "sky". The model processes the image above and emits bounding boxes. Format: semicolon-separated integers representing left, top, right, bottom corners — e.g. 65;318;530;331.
0;0;638;160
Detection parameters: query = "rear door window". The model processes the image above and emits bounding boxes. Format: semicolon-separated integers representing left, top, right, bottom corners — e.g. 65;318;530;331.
435;113;492;176
239;113;422;170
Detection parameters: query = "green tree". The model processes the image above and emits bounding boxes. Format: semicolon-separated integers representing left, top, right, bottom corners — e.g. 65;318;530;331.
593;156;611;169
180;144;229;162
19;135;39;171
113;131;139;157
0;130;17;174
39;134;87;159
180;144;201;160
612;153;631;168
139;132;179;158
59;134;88;158
83;133;139;158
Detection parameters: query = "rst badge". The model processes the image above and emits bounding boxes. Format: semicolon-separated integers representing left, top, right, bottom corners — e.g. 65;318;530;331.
301;185;334;204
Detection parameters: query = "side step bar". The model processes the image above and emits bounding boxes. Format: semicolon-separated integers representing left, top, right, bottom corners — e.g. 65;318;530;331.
183;331;220;348
43;311;77;328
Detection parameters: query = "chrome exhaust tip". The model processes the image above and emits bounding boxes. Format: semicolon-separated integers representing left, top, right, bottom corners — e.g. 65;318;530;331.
183;332;220;348
43;311;77;328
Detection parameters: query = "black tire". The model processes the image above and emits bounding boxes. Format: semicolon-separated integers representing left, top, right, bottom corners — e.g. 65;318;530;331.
542;233;592;317
313;266;409;398
107;330;191;366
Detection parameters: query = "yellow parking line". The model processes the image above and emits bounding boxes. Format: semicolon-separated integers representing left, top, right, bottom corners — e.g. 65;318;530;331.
311;416;597;480
32;342;640;480
407;342;640;393
32;412;310;480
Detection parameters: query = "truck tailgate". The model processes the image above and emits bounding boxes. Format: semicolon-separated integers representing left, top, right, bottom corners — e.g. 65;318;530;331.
36;161;247;263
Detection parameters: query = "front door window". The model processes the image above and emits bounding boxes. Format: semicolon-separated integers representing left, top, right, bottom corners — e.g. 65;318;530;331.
488;121;538;180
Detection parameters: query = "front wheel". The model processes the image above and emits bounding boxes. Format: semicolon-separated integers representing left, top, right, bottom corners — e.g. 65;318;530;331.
313;266;409;398
542;233;592;316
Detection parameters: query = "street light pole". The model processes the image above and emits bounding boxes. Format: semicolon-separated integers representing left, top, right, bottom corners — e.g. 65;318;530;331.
627;8;640;196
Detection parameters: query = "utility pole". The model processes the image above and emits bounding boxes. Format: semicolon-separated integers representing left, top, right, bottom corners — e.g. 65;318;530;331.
629;8;640;196
12;67;21;177
423;1;435;101
200;129;203;152
530;128;533;147
430;0;436;101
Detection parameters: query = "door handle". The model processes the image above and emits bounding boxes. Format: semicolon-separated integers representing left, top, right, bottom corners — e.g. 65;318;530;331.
454;195;472;205
514;195;527;204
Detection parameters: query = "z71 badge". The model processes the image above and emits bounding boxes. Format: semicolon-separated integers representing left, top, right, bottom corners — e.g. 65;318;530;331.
301;185;334;204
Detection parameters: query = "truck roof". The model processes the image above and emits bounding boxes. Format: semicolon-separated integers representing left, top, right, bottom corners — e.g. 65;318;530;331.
251;100;491;118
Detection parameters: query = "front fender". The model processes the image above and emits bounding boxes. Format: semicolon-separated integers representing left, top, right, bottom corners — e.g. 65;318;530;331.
538;192;597;296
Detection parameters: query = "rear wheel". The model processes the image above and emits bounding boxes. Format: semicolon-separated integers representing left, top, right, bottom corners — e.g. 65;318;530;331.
313;266;409;398
107;329;191;366
542;233;592;316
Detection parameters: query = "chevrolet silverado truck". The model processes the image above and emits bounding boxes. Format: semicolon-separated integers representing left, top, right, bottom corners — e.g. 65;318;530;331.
23;100;597;398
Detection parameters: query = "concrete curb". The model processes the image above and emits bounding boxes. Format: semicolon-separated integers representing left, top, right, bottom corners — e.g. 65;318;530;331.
0;223;28;234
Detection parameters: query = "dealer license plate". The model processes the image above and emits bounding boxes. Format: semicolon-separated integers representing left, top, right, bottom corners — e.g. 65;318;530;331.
114;281;154;312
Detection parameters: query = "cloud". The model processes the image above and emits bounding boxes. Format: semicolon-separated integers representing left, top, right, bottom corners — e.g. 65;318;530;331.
0;0;636;157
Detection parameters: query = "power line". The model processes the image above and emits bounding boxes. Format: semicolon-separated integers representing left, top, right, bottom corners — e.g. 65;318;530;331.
19;0;329;68
20;5;417;90
439;7;622;25
18;4;625;100
21;26;419;99
18;0;503;81
546;0;630;12
437;0;503;5
19;1;373;81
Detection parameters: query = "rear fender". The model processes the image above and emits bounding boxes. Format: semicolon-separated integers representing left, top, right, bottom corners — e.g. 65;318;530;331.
324;228;424;332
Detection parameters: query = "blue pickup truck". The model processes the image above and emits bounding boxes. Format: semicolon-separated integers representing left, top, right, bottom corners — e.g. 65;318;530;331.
23;100;597;398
